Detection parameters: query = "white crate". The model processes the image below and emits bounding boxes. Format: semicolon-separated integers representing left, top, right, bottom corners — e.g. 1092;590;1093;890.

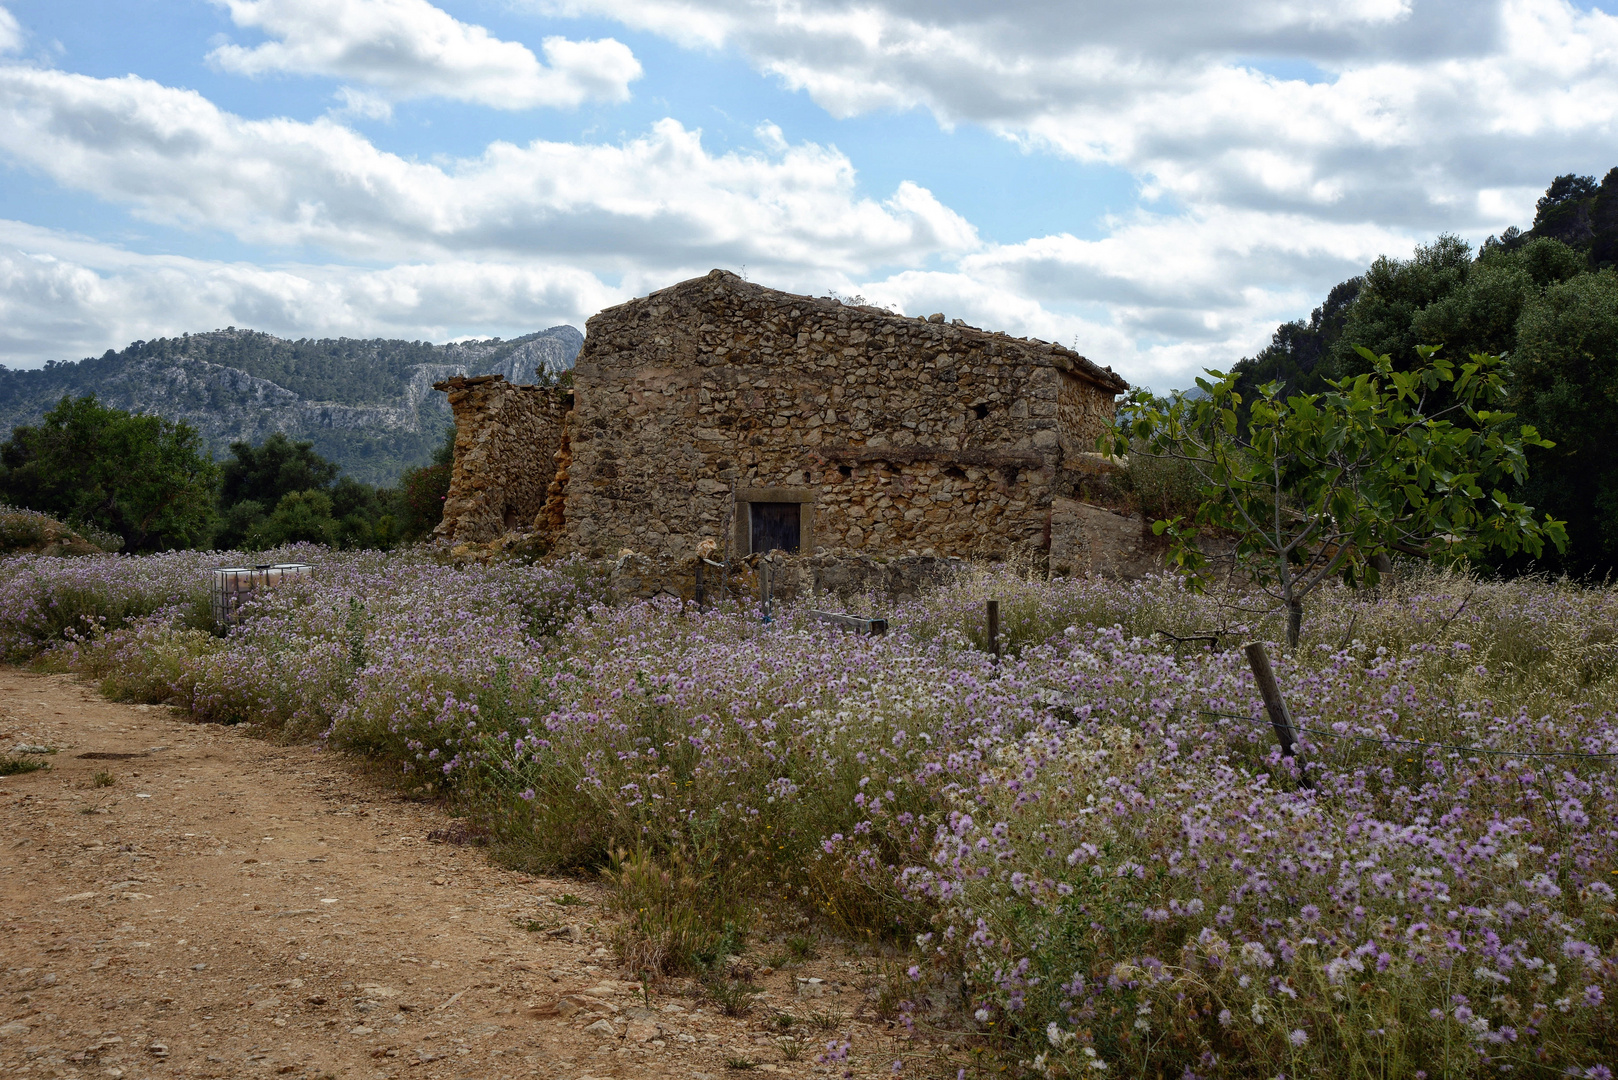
211;563;313;628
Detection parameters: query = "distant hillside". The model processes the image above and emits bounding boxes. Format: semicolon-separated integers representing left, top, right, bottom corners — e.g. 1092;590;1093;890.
0;326;582;486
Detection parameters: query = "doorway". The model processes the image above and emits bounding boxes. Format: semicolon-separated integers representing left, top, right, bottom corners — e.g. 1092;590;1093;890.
750;502;801;554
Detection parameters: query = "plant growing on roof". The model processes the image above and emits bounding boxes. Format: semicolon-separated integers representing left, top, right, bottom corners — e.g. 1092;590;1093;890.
1102;345;1567;646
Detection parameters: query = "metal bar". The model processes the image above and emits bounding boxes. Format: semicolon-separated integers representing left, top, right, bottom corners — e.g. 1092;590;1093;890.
1243;640;1313;789
806;609;888;636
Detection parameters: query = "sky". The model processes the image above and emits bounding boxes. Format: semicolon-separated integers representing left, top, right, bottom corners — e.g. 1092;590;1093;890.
0;0;1616;390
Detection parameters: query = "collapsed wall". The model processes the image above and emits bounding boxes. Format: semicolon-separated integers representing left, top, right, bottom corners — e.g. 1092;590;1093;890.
431;375;570;544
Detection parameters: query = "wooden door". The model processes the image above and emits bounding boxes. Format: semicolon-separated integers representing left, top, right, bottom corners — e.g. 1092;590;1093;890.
750;502;801;554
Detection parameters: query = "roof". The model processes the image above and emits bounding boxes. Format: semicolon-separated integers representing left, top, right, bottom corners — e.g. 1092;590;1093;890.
597;269;1130;395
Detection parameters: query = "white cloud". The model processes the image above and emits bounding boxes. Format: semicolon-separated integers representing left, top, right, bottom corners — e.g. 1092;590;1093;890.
855;207;1414;387
210;0;641;109
330;85;394;121
0;5;21;54
0;221;622;366
486;0;1618;388
0;210;1383;388
535;0;1618;229
6;0;1616;388
0;67;976;274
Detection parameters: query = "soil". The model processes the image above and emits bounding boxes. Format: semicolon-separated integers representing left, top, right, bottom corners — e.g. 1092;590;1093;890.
0;668;931;1080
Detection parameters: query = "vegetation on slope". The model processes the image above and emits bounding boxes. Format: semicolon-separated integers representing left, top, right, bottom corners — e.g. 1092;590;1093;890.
0;325;581;485
1230;168;1618;577
0;396;451;552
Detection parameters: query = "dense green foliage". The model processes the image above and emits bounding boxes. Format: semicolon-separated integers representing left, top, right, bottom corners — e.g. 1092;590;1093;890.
1108;347;1565;644
0;394;449;553
0;395;219;552
220;431;341;508
1231;168;1618;576
1511;271;1618;572
215;427;453;551
397;432;454;542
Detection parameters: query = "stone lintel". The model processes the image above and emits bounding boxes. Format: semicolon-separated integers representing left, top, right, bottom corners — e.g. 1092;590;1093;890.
735;486;817;504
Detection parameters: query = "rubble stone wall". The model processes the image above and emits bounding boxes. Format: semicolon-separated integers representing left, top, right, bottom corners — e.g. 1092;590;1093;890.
606;548;970;605
1057;369;1116;460
560;270;1128;561
432;375;570;544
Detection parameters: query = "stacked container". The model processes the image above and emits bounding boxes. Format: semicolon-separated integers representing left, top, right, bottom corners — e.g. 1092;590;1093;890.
211;563;313;629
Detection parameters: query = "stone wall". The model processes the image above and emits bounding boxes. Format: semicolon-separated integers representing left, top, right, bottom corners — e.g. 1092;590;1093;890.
1057;369;1116;461
1049;497;1162;579
559;270;1128;561
432;375;570;544
606;548;970;605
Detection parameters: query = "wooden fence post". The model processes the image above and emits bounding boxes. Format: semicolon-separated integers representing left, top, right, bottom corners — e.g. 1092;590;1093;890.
987;599;1000;663
695;558;705;612
1243;641;1312;789
761;560;773;624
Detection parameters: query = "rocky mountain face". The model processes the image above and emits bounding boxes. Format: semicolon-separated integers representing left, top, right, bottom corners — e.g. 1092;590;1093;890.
0;326;582;486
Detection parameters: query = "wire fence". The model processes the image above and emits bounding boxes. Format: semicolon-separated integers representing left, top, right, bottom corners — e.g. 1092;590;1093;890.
1199;709;1618;762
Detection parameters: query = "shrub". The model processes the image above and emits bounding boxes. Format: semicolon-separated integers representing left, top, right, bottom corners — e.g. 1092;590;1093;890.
0;550;215;661
399;461;451;541
0;505;46;551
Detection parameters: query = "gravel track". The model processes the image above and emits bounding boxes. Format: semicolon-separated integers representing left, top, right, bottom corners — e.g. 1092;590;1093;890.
0;669;918;1080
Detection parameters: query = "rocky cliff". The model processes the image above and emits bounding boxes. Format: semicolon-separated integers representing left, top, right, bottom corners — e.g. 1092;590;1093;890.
0;326;582;486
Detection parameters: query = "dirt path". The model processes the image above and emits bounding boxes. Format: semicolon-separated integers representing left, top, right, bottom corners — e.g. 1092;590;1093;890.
0;669;918;1080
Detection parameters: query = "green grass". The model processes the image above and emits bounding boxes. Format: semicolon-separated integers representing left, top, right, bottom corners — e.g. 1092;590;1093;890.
704;977;764;1018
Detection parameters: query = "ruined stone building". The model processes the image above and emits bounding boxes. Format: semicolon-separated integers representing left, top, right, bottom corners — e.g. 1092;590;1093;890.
435;270;1131;573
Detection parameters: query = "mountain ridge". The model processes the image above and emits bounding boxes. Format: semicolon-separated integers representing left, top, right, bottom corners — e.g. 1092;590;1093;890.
0;326;582;486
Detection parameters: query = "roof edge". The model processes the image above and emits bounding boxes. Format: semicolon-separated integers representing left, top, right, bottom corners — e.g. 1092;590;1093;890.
596;269;1130;394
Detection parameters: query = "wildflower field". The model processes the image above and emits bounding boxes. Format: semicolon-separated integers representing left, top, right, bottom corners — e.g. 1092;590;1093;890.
3;547;1616;1079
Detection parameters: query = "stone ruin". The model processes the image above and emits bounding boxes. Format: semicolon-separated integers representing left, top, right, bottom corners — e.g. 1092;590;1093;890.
431;374;571;541
435;269;1156;580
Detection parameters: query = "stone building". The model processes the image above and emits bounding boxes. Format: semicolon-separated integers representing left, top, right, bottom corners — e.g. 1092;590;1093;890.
435;269;1130;572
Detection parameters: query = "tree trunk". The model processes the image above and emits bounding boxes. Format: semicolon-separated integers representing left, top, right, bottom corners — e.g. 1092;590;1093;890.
1286;599;1303;648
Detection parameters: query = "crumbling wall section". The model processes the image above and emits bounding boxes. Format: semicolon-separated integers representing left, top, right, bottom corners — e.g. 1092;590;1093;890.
563;270;1128;561
1057;369;1117;458
534;409;573;547
433;375;569;544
